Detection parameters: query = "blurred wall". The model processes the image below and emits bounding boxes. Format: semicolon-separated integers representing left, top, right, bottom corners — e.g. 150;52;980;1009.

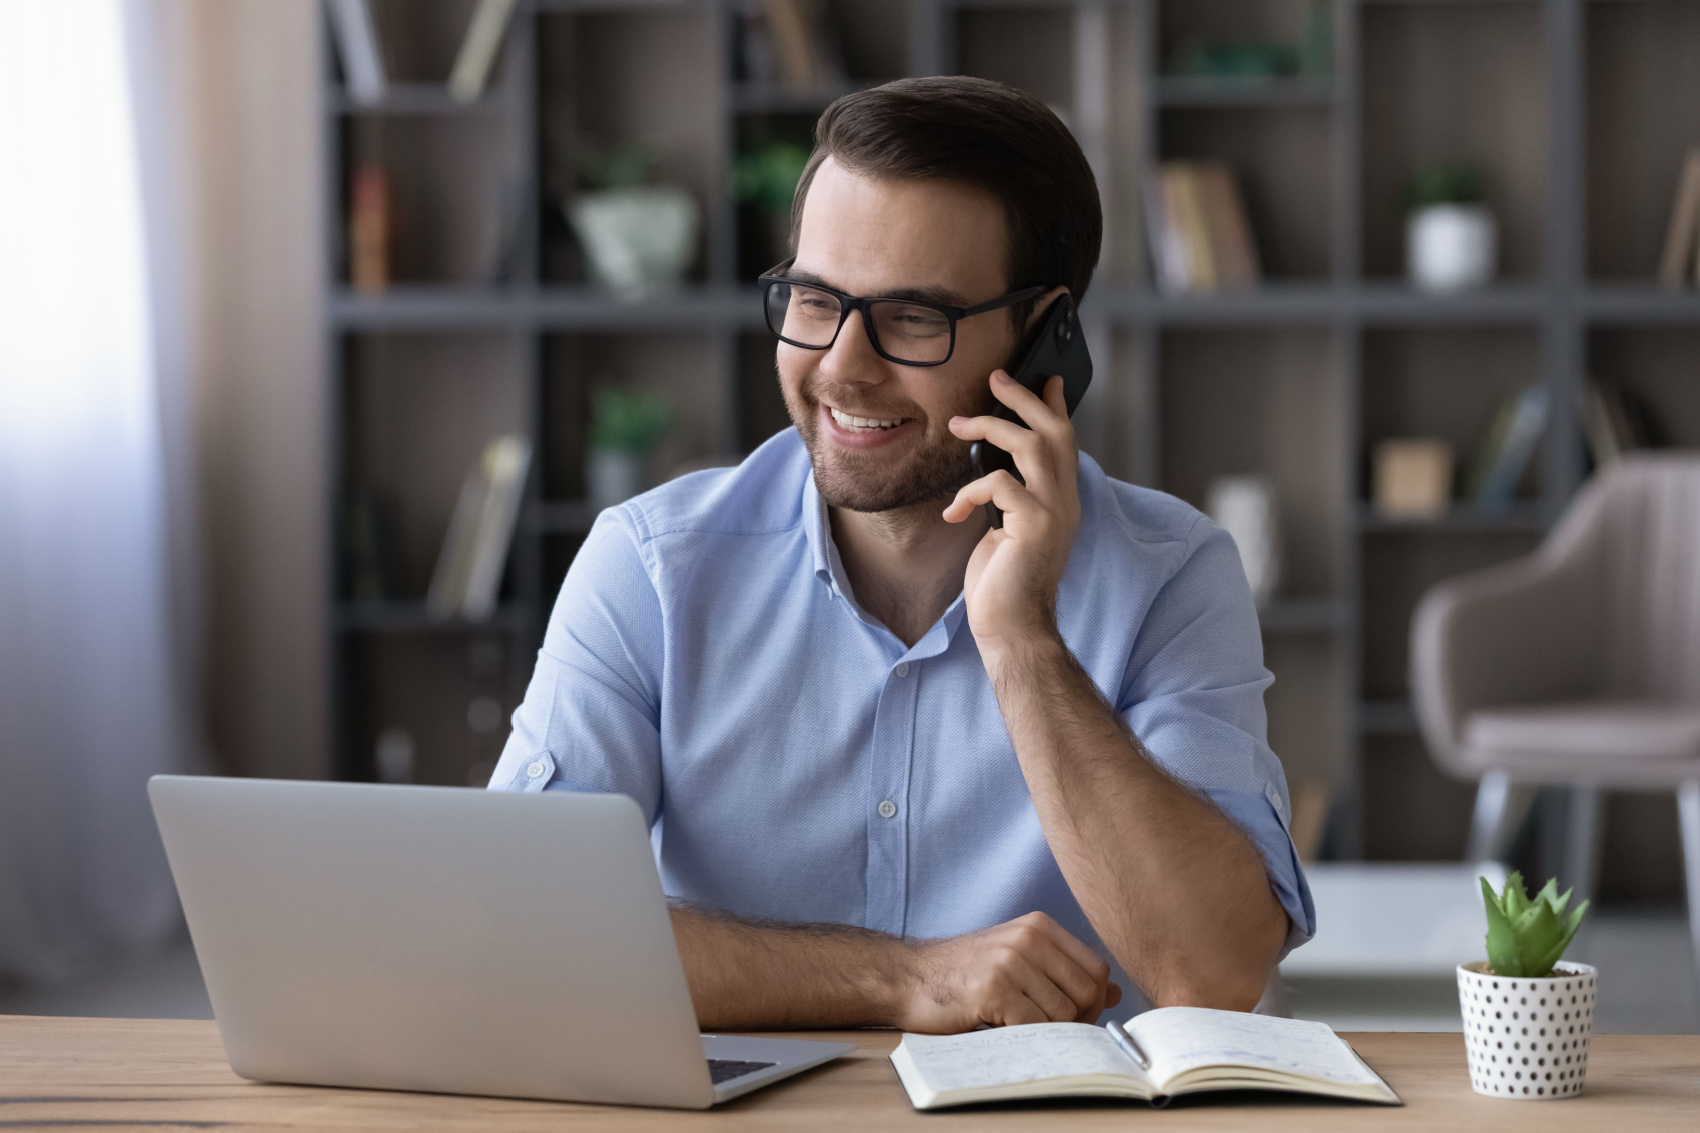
172;0;327;779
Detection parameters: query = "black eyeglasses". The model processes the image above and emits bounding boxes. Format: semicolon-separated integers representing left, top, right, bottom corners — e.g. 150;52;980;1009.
758;260;1046;367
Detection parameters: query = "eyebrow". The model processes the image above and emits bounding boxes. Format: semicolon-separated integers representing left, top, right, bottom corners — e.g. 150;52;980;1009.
778;267;969;309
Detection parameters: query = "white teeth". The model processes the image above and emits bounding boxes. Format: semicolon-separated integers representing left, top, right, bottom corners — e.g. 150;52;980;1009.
830;406;903;430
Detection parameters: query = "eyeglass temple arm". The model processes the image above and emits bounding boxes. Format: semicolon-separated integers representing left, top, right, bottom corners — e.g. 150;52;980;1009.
959;285;1048;317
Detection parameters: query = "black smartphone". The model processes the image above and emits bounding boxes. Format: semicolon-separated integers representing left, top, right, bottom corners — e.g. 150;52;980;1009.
968;293;1093;528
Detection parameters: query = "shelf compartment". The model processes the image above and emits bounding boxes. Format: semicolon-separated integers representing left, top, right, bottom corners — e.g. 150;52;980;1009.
541;332;728;505
1586;326;1700;452
1585;0;1700;283
1359;0;1548;283
340;632;521;787
1359;325;1548;513
956;6;1077;116
538;4;721;285
342;331;530;604
1159;326;1347;599
1159;104;1334;281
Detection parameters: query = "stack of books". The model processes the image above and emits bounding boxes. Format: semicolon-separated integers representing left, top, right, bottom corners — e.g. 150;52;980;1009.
1144;161;1261;295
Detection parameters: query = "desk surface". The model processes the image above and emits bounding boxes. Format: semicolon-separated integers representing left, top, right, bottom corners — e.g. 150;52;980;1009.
3;1015;1696;1131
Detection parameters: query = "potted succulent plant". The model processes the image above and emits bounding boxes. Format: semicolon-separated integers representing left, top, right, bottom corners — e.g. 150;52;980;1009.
566;142;700;295
1458;873;1593;1099
586;388;672;511
1404;163;1496;292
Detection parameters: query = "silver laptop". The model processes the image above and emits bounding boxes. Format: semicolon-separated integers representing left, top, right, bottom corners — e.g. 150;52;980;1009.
148;775;852;1108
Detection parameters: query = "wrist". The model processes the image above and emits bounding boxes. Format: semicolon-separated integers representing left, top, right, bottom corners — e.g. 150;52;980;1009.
977;623;1068;682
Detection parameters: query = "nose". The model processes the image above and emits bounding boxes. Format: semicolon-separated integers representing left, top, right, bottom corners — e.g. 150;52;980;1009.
817;308;888;387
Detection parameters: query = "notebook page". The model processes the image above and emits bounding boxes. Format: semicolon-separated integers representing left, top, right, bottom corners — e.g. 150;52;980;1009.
1125;1007;1380;1088
899;1023;1139;1093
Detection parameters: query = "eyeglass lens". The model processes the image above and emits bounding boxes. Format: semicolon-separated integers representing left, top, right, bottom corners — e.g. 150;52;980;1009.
765;282;954;365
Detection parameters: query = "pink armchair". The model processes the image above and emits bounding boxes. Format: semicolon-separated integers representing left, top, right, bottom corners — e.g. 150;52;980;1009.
1411;454;1700;982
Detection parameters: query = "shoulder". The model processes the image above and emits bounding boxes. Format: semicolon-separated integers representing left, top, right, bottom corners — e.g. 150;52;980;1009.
618;429;810;545
1076;454;1215;561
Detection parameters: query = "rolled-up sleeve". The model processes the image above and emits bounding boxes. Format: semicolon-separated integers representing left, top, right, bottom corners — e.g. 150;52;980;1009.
1116;516;1316;954
488;506;667;825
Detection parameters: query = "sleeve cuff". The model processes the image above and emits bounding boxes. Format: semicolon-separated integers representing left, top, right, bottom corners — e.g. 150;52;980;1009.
1205;787;1317;959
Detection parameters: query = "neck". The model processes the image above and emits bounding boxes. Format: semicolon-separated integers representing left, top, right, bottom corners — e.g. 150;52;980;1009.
829;496;988;648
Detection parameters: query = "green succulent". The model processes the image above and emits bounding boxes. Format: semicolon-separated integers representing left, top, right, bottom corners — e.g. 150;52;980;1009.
1404;163;1485;213
1480;872;1589;979
589;388;671;454
734;142;812;218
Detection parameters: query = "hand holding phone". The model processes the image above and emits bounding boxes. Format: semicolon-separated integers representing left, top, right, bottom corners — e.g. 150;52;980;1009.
968;294;1093;528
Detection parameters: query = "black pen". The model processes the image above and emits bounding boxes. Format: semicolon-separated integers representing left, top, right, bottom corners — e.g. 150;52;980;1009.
1106;1019;1151;1070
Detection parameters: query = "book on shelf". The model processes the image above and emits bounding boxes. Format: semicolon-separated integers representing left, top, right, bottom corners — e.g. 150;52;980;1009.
426;435;533;623
1656;147;1700;290
1463;385;1550;510
889;1008;1400;1111
348;164;391;293
325;0;387;105
1145;161;1261;295
448;0;519;104
761;0;845;94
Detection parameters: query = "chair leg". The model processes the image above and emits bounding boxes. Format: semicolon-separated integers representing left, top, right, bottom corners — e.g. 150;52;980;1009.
1677;780;1700;1000
1565;786;1604;911
1466;772;1537;863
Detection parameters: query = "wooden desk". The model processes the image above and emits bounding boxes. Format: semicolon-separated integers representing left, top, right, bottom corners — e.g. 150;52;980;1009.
2;1016;1696;1131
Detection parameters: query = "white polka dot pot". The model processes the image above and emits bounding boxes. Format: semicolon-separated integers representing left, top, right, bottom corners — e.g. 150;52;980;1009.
1457;961;1596;1099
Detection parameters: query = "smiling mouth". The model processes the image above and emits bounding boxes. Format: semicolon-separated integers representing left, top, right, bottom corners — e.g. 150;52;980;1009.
829;406;909;431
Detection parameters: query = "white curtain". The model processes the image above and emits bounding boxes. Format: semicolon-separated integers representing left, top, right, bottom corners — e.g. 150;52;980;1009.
0;0;196;982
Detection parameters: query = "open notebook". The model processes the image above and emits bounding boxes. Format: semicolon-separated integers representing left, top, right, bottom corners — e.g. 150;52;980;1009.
890;1007;1401;1109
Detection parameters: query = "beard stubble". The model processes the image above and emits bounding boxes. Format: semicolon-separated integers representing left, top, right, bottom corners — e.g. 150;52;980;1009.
782;375;982;514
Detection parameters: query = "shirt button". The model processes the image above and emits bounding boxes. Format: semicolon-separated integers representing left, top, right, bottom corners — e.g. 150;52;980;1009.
877;799;898;819
895;662;909;677
526;760;547;779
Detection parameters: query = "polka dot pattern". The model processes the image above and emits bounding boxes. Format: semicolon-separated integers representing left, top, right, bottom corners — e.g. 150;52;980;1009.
1457;961;1596;1099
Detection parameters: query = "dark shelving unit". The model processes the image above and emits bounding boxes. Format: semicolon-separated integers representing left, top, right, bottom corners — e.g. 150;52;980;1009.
323;0;1700;880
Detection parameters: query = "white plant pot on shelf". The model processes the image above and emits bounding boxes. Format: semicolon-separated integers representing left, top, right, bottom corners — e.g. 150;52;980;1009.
568;186;699;294
588;449;648;512
1206;475;1281;609
1458;961;1596;1099
1407;204;1497;292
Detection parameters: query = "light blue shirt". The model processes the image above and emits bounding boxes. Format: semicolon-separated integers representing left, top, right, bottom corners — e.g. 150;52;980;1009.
491;429;1314;1011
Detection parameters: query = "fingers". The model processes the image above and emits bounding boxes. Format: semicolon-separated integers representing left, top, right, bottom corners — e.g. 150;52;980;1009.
941;469;1033;526
981;915;1112;1026
987;370;1070;437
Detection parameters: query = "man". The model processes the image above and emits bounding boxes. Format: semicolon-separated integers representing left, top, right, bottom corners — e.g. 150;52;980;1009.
491;77;1313;1032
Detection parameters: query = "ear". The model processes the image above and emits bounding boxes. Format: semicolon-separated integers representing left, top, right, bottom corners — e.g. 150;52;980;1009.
1020;285;1071;334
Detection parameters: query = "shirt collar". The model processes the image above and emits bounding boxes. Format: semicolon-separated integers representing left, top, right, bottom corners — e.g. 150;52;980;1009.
800;466;972;656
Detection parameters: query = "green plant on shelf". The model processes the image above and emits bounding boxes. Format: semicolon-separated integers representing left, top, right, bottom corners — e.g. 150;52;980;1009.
575;139;653;192
589;388;672;455
1479;871;1590;979
1403;163;1485;214
735;141;811;219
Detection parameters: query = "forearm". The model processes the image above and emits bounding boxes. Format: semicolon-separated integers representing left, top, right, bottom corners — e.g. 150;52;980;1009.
668;903;912;1030
986;633;1287;1010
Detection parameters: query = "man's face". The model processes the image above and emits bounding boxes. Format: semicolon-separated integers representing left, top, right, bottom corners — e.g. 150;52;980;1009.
778;159;1021;513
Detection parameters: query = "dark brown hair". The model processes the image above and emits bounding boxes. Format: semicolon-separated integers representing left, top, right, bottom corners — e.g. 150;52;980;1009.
791;76;1102;308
